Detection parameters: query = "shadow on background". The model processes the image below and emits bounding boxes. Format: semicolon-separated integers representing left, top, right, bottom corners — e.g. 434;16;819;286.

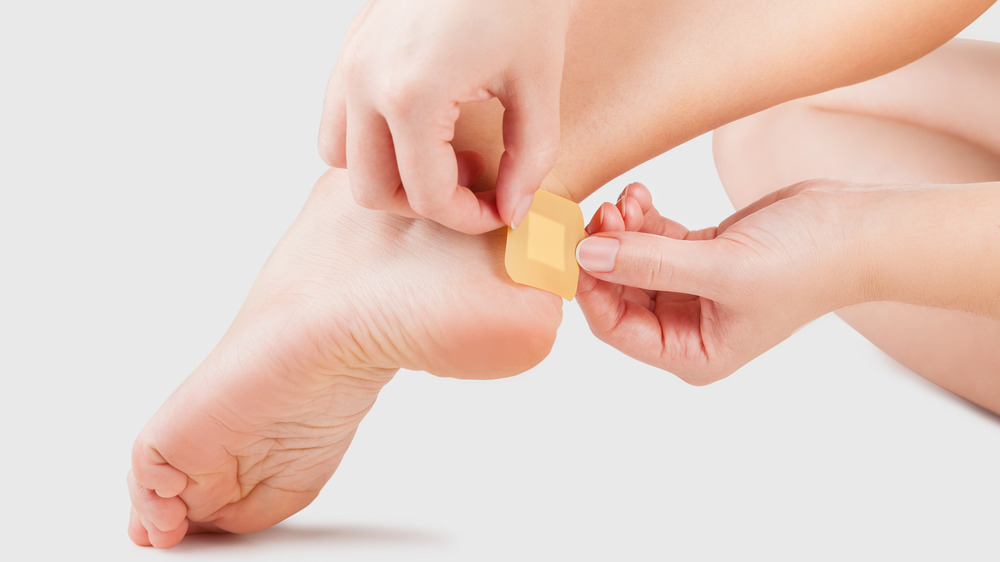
169;523;448;553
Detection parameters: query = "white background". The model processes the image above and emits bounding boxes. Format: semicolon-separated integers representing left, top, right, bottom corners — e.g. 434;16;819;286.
2;2;998;560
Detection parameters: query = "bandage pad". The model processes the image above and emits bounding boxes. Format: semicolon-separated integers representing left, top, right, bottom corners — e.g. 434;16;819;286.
504;190;586;300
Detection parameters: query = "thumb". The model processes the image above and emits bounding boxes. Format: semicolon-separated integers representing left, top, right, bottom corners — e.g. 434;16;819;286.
575;232;727;298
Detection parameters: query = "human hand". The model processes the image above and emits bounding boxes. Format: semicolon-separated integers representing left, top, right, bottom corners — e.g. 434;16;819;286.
318;0;573;234
576;181;868;384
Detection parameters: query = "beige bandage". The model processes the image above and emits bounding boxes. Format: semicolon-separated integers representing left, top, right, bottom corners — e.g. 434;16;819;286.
504;190;586;300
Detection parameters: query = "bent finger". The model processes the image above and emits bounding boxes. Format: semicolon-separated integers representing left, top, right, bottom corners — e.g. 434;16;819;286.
387;104;503;233
318;61;348;167
576;274;676;368
346;107;403;211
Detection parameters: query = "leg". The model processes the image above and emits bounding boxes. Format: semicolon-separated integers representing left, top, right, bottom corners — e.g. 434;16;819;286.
130;4;996;546
713;39;1000;413
128;168;564;547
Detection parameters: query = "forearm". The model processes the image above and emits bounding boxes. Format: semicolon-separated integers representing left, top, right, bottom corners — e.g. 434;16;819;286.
858;183;1000;318
454;0;993;202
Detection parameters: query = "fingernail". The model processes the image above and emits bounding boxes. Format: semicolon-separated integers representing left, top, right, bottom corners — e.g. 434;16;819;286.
576;237;619;272
585;204;605;235
616;184;630;204
511;194;535;229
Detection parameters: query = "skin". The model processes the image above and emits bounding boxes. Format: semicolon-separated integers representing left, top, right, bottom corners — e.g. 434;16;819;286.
578;178;1000;405
711;39;1000;412
129;166;565;547
129;1;995;549
323;0;996;223
320;0;574;233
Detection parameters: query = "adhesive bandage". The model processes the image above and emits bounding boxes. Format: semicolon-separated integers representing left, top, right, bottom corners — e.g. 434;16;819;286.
504;190;586;300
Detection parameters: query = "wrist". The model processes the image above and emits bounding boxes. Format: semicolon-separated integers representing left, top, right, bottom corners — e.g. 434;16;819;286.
850;184;946;306
789;181;888;314
854;182;1000;316
837;184;901;308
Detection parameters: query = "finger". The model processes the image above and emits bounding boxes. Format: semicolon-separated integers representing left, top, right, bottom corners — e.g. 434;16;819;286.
615;182;689;239
455;150;488;194
346;107;404;211
621;285;654;310
621;182;653;212
371;149;489;222
584;204;604;235
576;269;692;369
615;195;660;301
637;203;690;239
576;231;727;298
494;71;562;228
586;202;624;235
386;102;503;233
318;61;348;167
579;199;651;303
319;0;373;168
598;202;625;232
617;196;644;232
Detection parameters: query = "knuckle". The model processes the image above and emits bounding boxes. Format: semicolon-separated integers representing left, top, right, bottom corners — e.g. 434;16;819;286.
380;75;425;120
339;46;365;81
637;243;670;289
529;142;560;170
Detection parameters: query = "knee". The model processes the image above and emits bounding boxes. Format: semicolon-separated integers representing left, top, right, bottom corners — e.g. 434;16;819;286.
712;113;780;210
712;101;823;209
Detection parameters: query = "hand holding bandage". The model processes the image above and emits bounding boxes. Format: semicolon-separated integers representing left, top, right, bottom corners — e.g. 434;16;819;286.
575;181;860;385
320;0;575;234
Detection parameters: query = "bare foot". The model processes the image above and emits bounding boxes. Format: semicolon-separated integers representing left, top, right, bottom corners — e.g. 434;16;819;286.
128;168;562;548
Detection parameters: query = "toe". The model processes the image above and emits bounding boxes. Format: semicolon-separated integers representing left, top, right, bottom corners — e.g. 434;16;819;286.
128;469;188;535
128;507;151;547
132;440;188;498
145;515;189;549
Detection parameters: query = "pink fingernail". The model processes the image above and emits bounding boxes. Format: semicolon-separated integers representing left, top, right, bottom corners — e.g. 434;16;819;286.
511;194;535;229
616;184;630;204
576;237;619;273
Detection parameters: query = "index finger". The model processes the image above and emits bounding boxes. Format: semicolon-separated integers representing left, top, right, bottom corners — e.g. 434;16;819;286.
576;272;709;375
